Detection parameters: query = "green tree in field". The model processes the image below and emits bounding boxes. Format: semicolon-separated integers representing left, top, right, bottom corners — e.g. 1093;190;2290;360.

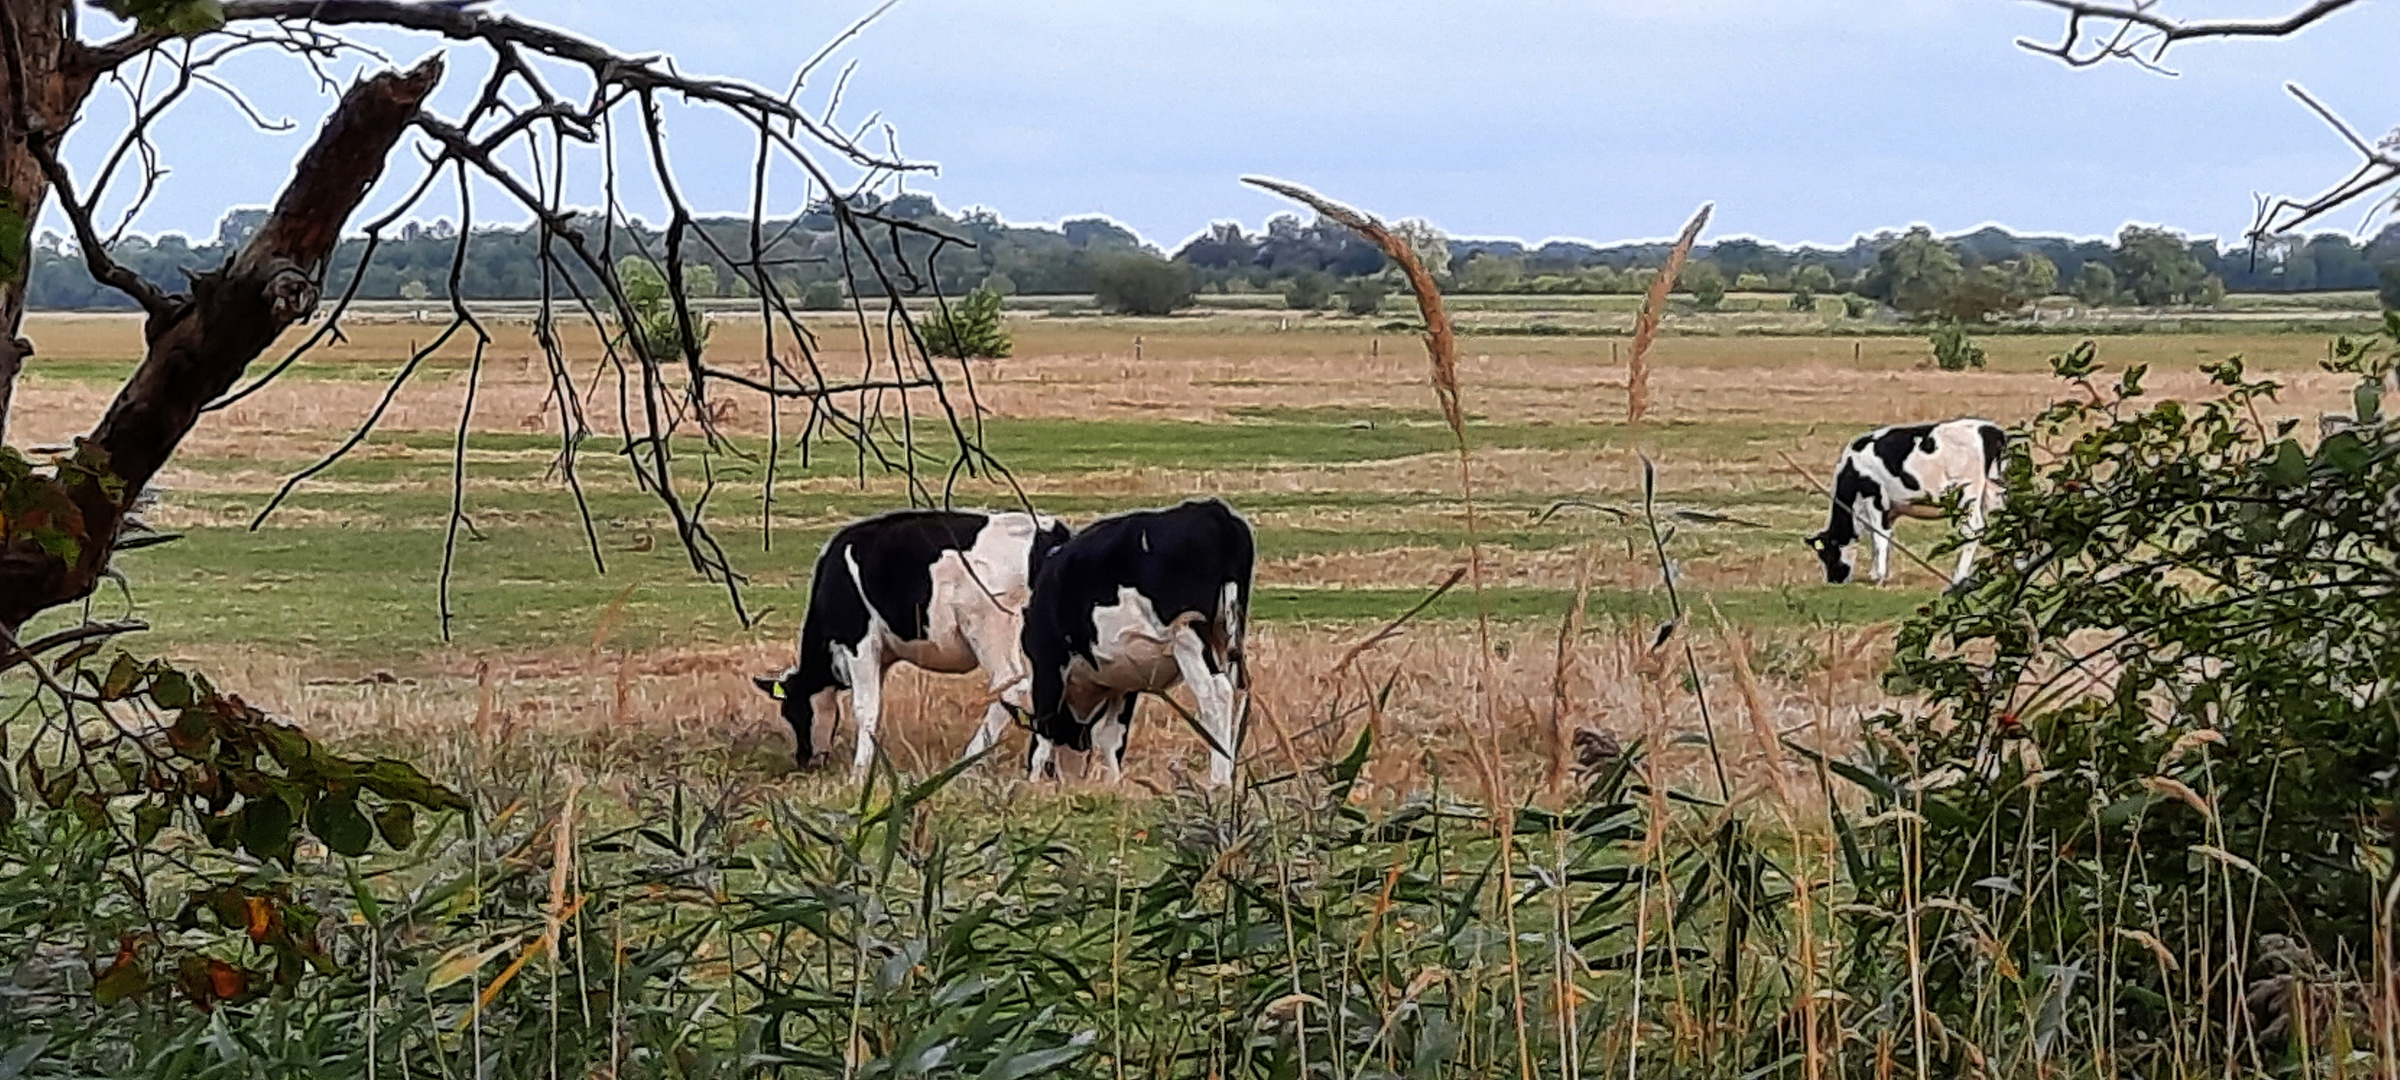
800;280;845;310
618;256;714;361
2381;263;2400;311
921;287;1012;359
1794;264;1838;294
1934;253;2053;322
1682;260;1728;309
1457;254;1524;294
2071;261;2119;306
1282;270;1333;311
2115;225;2211;305
980;271;1017;296
1734;271;1771;292
1338;276;1389;316
1093;252;1195;316
1840;293;1876;319
1788;287;1817;313
1865;226;1964;317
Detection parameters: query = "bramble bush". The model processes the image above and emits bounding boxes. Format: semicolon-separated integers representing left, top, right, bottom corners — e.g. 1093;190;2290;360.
1840;327;2400;1075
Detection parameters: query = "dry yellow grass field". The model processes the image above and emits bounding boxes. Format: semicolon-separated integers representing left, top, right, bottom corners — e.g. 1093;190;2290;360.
10;310;2352;798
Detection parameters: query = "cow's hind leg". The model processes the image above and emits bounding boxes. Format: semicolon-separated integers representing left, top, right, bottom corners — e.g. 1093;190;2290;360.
1952;489;1988;587
1869;512;1895;585
966;622;1031;764
1170;623;1239;788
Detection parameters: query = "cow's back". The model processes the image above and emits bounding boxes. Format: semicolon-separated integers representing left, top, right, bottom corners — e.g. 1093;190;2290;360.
810;510;992;644
1029;499;1252;663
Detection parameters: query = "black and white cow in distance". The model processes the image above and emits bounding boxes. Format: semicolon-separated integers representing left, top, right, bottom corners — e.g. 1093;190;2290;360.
1808;419;2006;587
1021;498;1254;788
753;509;1071;776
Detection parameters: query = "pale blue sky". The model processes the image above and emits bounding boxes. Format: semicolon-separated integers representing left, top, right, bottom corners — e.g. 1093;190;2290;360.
53;0;2397;251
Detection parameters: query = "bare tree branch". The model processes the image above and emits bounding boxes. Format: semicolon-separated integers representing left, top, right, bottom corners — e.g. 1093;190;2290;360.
13;0;1000;639
2018;0;2363;67
0;57;443;632
2019;0;2396;241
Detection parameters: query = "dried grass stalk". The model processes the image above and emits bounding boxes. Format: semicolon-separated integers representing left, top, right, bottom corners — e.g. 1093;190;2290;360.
1627;203;1713;424
1546;548;1591;804
1242;176;1464;440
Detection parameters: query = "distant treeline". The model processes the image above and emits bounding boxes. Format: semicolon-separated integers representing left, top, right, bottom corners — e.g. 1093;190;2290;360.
24;191;2400;311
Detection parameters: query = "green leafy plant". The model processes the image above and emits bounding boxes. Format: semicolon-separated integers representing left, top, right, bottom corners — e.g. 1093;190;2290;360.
616;256;714;361
0;642;466;1022
1093;253;1195;316
1682;261;1727;310
1282;270;1332;311
921;286;1013;359
107;0;225;35
1838;330;2400;1074
1339;275;1389;316
1927;319;1986;371
799;279;844;310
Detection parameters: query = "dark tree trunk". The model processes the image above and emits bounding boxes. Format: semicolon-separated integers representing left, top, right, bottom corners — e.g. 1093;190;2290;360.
0;55;443;634
0;0;98;448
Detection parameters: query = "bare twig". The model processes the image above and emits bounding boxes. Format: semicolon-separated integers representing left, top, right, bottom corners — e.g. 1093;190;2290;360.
0;619;149;676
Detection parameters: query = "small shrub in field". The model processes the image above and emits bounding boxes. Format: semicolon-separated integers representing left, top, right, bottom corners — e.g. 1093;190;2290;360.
1787;287;1816;313
1682;261;1727;309
1927;319;1985;370
616;255;713;360
921;286;1012;359
1281;270;1332;311
1338;275;1389;315
1840;292;1875;319
799;279;844;310
1093;252;1194;316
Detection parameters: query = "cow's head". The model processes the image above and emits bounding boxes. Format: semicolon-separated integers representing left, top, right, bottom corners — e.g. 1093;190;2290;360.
752;667;830;770
1807;532;1854;584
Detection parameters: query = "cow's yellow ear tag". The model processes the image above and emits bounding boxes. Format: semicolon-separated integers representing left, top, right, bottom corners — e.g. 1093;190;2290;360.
771;683;788;700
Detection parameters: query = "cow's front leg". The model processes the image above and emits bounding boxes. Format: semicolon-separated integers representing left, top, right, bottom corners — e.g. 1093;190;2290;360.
1090;693;1136;785
1170;625;1239;788
848;639;888;780
1025;732;1060;782
965;697;1013;762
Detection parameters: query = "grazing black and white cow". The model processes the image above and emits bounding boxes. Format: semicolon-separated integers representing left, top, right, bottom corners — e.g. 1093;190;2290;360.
753;509;1071;776
1808;419;2006;586
1020;498;1254;788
